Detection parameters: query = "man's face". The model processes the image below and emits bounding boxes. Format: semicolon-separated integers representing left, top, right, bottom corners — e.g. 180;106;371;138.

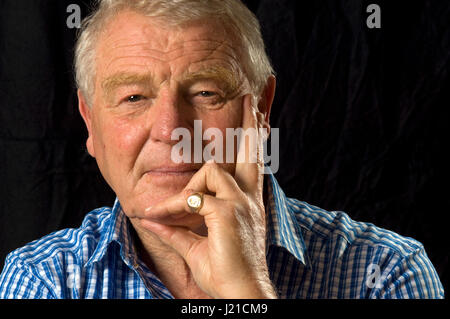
79;11;252;221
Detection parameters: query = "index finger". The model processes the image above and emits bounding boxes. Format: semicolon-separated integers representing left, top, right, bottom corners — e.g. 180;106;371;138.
234;94;265;194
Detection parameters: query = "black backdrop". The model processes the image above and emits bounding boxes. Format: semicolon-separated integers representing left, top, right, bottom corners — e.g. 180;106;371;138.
0;0;448;296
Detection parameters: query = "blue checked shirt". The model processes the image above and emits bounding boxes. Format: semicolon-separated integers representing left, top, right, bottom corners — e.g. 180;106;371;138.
0;173;444;298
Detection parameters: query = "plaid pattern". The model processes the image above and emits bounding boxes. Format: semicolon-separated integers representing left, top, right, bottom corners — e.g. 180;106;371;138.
0;173;444;298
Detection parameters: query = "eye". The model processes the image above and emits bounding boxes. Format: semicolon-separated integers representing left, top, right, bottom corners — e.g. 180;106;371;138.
126;95;145;103
197;91;217;98
187;89;225;109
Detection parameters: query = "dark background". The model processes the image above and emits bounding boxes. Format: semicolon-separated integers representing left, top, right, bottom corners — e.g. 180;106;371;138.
0;0;448;296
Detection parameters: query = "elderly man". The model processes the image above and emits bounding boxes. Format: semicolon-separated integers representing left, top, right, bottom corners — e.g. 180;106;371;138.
0;0;444;299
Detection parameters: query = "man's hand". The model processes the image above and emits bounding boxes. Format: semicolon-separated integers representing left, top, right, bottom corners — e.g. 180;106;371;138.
141;95;277;299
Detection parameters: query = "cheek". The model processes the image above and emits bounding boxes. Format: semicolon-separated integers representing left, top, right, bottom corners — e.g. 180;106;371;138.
200;104;243;169
114;121;142;150
93;115;148;165
201;103;242;131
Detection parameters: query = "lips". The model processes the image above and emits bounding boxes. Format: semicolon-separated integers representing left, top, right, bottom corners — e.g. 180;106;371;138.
144;164;201;176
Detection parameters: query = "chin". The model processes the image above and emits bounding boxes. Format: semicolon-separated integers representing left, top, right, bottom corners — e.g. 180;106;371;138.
126;181;185;215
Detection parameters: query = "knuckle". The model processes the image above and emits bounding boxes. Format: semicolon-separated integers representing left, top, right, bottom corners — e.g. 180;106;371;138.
205;159;218;168
226;201;247;221
238;193;251;210
222;201;239;221
225;201;238;214
182;188;194;198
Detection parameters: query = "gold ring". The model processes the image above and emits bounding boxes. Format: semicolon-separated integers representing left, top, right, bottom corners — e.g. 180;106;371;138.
186;192;204;213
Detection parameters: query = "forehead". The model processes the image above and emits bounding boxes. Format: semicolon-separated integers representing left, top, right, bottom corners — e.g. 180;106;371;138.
95;10;243;79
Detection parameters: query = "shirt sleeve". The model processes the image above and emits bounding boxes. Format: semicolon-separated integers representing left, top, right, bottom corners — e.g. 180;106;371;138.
0;255;55;299
374;247;444;299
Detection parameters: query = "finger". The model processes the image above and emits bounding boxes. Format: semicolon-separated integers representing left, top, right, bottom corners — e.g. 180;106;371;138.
184;159;241;200
140;220;203;264
234;94;265;194
145;189;228;219
144;192;187;220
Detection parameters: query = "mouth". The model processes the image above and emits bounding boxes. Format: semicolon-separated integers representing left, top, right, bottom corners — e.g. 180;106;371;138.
144;165;201;177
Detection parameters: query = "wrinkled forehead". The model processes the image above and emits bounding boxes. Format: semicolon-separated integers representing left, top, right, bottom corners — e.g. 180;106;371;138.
95;10;246;74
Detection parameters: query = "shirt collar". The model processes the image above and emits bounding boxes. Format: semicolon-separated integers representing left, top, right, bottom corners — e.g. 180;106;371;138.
265;171;311;268
84;199;137;268
85;172;310;269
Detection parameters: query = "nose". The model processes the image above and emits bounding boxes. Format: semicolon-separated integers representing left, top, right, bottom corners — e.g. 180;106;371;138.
149;88;190;145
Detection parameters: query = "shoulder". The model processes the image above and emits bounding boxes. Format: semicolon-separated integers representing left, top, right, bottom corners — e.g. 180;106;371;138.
5;206;112;266
285;198;444;298
285;197;423;255
0;206;113;298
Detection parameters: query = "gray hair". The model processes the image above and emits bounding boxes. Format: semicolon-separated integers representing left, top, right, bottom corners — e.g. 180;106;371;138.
74;0;274;106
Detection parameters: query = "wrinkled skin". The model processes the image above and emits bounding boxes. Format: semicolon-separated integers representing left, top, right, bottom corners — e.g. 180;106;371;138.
78;10;276;298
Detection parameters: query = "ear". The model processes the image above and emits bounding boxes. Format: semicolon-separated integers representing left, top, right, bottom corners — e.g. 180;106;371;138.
257;75;276;137
77;90;96;158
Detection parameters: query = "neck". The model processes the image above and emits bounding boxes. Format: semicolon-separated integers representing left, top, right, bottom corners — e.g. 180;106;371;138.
129;218;211;298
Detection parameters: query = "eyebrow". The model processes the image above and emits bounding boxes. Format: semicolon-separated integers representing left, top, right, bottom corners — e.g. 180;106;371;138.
101;66;241;100
181;66;240;96
101;72;154;100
